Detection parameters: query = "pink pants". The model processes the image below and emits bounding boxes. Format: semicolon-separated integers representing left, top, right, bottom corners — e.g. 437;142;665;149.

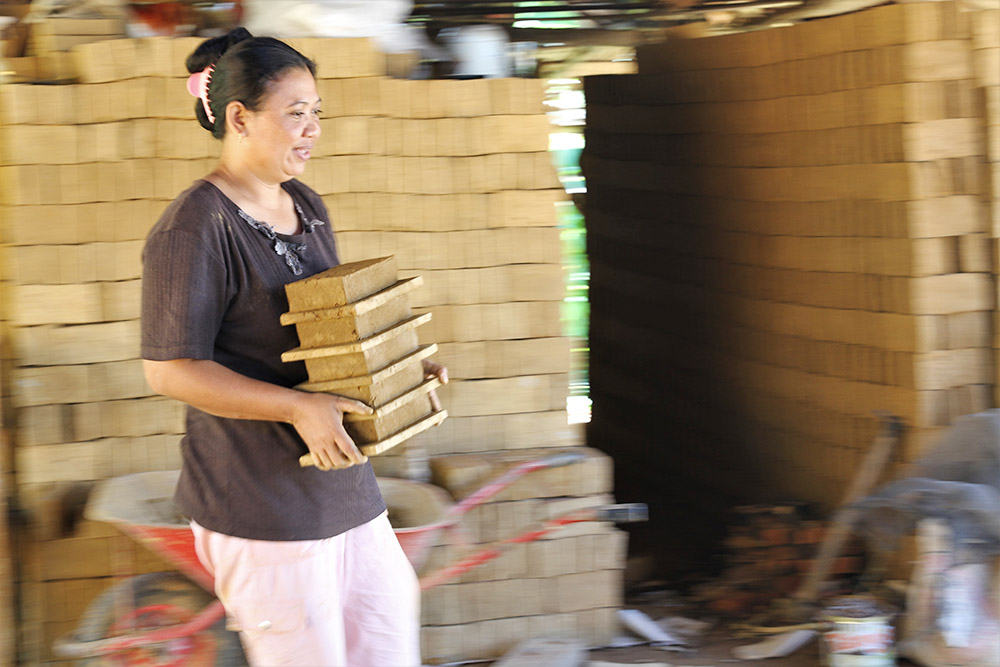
191;512;421;667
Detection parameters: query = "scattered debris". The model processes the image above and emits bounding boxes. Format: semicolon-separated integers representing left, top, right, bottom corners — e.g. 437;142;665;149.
655;616;711;647
617;609;688;649
732;629;817;660
587;661;674;667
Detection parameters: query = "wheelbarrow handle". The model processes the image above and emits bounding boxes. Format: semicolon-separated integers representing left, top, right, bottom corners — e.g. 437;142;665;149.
541;451;588;468
419;503;649;590
595;503;648;523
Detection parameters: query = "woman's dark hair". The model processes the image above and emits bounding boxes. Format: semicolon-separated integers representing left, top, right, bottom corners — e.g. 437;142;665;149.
186;28;317;139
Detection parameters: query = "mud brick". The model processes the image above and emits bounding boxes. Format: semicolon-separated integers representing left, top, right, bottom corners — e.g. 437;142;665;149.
414;411;582;453
947;311;990;349
27;320;139;365
593;529;629;571
0;164;43;206
319;116;374;156
17;404;72;446
542;569;622;614
903;118;984;161
481;115;551;154
526;537;579;578
101;279;141;321
439;342;486;380
492;498;543;543
908;274;992;314
431;447;613;502
73;397;185;440
441;374;567;417
422;582;461;625
421;624;465;663
958;234;992;273
576;607;619;644
37;535;117;581
87;359;152;402
1;125;79;165
0;204;77;245
487;190;565;228
489;78;546;115
298;345;434;405
8;283;104;326
910;348;993;390
282;277;419;347
17;439;114;485
77;123;122;163
11;365;85;407
285;256;397;311
422;302;562;343
71;39;115;83
902;40;973;81
907;196;985;238
0;84;38;124
285;314;426;380
536;495;617;539
344;379;437;444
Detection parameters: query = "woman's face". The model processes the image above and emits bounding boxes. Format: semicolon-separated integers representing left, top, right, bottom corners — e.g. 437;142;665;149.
243;67;322;182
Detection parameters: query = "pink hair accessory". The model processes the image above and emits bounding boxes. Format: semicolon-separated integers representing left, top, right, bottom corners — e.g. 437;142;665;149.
186;64;216;125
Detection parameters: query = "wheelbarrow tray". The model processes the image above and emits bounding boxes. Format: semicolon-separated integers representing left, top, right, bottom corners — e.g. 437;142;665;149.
83;470;458;581
84;470;214;591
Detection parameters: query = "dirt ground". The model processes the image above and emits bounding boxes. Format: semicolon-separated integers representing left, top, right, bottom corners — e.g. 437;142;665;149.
586;631;821;666
479;591;912;666
583;596;823;667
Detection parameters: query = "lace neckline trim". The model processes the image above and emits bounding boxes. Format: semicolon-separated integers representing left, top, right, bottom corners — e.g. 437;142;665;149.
235;200;325;276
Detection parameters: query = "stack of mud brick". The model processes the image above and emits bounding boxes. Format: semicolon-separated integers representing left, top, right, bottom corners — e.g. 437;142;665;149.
535;44;637;79
282;256;446;455
583;1;996;568
419;447;625;662
26;17;126;83
1;35;611;665
977;11;1000;404
302;72;583;470
287;48;616;660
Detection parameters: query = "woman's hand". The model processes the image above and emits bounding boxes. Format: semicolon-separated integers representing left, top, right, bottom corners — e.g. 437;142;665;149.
291;392;373;470
422;359;448;412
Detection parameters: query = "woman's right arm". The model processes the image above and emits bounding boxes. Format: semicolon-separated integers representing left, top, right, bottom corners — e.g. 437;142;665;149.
144;358;371;469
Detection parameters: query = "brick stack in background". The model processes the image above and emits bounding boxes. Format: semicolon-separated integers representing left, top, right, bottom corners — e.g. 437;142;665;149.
420;448;625;662
976;11;1000;404
583;0;995;575
304;74;584;473
27;17;126;82
535;44;637;79
1;35;604;664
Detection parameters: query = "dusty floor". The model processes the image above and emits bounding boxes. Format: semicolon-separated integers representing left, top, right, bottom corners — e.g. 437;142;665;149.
584;595;823;667
586;631;821;666
479;590;914;666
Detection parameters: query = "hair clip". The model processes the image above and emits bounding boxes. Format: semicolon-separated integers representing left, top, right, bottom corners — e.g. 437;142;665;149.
186;64;216;124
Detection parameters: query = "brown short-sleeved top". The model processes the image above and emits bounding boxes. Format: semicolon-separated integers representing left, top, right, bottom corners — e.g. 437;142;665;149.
141;179;385;541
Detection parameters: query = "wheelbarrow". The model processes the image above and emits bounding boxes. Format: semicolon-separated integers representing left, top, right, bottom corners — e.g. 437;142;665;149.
52;453;647;664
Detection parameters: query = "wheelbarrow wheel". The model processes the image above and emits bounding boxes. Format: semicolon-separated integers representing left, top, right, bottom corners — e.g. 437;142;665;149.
73;572;247;666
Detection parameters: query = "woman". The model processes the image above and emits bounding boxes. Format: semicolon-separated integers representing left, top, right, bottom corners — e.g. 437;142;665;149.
141;28;440;666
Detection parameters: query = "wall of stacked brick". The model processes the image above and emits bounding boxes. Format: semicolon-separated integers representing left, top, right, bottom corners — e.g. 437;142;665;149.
980;12;1000;403
0;36;623;664
583;0;998;573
